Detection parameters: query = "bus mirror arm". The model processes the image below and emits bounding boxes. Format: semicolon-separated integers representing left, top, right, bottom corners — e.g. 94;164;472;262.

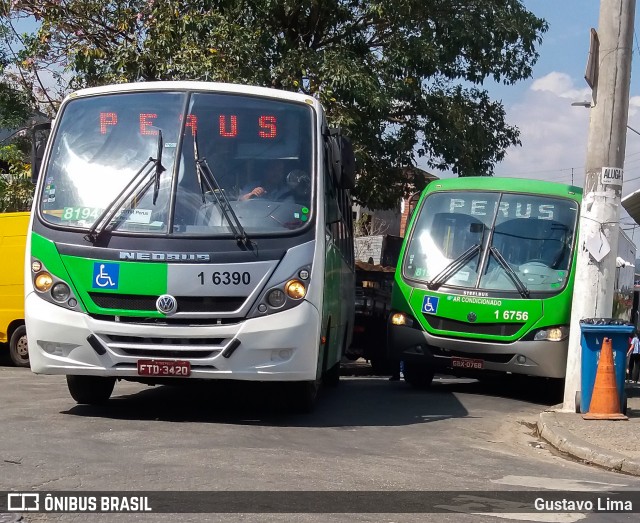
326;197;342;224
30;122;52;184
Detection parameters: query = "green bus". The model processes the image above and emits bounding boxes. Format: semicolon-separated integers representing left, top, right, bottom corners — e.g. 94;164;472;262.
388;177;581;387
26;81;356;411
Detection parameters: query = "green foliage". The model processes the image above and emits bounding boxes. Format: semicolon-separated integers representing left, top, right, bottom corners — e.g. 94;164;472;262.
0;80;32;130
11;0;547;209
0;143;34;212
1;8;32;128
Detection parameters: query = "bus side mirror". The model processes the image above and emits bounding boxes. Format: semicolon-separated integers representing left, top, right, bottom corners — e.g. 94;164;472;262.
327;128;356;189
31;122;51;184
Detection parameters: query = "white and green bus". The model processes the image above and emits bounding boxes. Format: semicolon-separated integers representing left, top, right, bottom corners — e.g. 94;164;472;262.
26;82;355;410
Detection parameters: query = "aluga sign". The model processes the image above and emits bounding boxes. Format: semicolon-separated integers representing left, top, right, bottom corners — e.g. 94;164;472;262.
388;177;582;388
25;81;356;411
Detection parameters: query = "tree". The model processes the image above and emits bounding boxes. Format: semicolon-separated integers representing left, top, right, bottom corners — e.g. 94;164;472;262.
0;140;33;212
1;6;35;211
10;0;547;209
1;5;32;129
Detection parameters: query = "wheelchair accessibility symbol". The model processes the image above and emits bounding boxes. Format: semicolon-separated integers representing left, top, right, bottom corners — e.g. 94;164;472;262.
93;262;120;289
421;295;439;314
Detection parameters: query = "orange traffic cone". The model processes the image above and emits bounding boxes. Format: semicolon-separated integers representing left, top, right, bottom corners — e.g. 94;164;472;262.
582;337;628;420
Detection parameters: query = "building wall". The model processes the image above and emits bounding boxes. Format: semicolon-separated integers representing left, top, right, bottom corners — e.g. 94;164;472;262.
354;234;385;265
353;204;401;236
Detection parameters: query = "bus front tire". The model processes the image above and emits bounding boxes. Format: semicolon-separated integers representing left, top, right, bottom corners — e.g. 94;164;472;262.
325;330;349;387
403;362;435;389
291;381;319;413
66;375;116;405
9;325;29;367
324;362;340;387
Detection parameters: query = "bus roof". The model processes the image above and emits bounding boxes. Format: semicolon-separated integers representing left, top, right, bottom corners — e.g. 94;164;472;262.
64;81;321;109
425;176;582;200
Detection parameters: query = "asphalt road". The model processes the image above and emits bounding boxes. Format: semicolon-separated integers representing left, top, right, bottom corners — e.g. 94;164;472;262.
1;359;640;523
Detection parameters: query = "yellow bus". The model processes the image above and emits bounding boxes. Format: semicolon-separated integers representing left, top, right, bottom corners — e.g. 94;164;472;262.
0;212;30;366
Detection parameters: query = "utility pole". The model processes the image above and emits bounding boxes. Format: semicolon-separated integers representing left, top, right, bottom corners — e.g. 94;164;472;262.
562;0;635;412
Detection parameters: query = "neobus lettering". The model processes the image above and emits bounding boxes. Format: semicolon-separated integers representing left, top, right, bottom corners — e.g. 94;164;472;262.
449;198;555;220
119;252;210;262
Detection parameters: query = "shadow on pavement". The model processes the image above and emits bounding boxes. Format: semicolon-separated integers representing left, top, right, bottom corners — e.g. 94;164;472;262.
62;377;473;428
0;343;13;367
432;374;565;407
61;373;560;427
342;360;564;406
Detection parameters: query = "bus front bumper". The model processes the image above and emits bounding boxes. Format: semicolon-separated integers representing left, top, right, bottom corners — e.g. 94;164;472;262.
388;323;568;379
26;293;321;381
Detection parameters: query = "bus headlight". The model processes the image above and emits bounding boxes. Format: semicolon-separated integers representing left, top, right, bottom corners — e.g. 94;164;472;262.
250;266;312;317
30;260;81;311
267;289;286;308
51;282;71;302
34;272;54;292
534;326;569;342
285;279;306;300
391;312;414;328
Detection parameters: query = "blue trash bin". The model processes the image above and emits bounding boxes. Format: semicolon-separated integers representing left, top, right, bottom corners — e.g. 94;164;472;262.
579;319;633;414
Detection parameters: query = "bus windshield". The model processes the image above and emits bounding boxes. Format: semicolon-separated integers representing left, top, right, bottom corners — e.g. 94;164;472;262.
39;91;314;235
403;190;579;293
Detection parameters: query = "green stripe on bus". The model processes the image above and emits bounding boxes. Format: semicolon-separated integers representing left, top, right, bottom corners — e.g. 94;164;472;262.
61;256;168;296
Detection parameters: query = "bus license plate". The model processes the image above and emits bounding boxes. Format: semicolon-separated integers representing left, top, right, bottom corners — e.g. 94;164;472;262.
451;357;484;370
137;360;191;377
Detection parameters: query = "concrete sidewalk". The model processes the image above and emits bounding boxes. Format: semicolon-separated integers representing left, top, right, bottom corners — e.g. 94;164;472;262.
537;383;640;475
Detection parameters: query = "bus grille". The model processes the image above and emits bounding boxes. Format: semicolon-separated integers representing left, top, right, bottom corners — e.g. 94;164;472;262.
89;315;241;326
89;293;245;313
97;333;226;359
423;316;524;337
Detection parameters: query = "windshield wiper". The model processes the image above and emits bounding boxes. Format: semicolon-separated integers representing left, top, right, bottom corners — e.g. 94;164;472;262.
427;244;481;290
153;130;165;204
490;246;530;298
193;131;249;247
85;132;165;243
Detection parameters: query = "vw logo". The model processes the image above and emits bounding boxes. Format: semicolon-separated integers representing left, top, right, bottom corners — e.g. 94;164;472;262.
156;294;178;315
467;312;477;323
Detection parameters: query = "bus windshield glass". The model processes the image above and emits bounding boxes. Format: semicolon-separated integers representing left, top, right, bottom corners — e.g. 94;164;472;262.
39;91;314;235
403;191;579;293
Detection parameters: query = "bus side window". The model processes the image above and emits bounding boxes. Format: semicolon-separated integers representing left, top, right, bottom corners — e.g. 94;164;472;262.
324;167;341;225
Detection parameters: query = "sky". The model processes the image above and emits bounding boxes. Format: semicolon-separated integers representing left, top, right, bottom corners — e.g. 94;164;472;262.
421;0;640;251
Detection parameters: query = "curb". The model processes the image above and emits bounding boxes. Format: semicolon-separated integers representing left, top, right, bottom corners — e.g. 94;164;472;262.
537;411;640;476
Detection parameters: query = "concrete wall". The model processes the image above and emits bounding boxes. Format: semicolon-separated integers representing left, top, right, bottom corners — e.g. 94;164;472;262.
355;235;385;265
